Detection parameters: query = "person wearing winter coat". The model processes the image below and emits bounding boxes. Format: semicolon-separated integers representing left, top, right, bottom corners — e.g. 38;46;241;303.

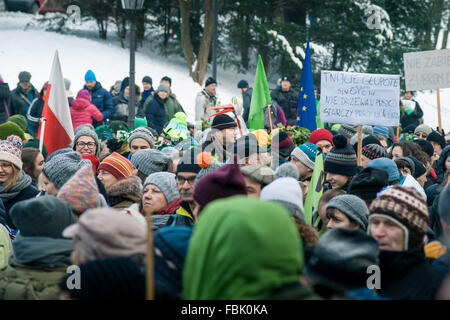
237;80;253;125
368;186;445;299
83;70;113;127
10;71;39;116
183;196;320;300
195;77;220;131
0;196;75;300
400;91;424;129
159;76;184;123
0;76;19;124
70;89;103;131
270;76;299;126
21;147;45;188
138;76;154;116
146;84;169;135
26;81;48;136
111;77;139;123
0;136;39;230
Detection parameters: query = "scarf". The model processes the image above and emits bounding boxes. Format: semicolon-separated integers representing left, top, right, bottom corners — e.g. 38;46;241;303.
0;171;32;202
12;234;73;268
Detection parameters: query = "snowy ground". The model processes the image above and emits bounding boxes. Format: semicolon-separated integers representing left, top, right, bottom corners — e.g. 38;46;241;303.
0;11;448;132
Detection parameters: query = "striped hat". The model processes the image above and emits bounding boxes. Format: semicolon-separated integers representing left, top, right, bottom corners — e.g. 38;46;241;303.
362;143;387;161
324;135;357;176
373;126;391;140
0;135;23;169
290;143;318;170
98;152;133;180
338;124;357;140
369;186;429;250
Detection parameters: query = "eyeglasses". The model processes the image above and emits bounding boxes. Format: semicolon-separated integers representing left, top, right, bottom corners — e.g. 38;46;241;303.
176;175;196;185
0;163;12;170
77;142;96;149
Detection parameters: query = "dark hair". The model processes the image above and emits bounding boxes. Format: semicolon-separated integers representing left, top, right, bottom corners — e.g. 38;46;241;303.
318;189;346;207
388;141;424;159
160;76;172;86
325;207;360;228
22;147;41;179
395;158;413;172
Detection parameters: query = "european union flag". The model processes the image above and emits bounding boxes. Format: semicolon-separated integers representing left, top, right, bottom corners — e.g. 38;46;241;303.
296;40;317;131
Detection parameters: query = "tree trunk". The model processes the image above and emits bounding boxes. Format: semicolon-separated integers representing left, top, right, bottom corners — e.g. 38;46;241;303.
179;0;196;77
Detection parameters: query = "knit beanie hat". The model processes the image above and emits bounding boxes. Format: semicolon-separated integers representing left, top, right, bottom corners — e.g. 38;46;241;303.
260;177;304;221
76;89;91;101
366;157;400;183
128;126;155;148
73;124;100;154
347;167;388;201
98;152;133;180
46;147;73;162
309;128;333;145
0;122;26;141
43;151;91;189
23;138;48;159
427;131;446;150
324;135;357;176
84;70;96;82
413;139;434;157
157;84;169;93
57;165;100;215
362;143;387;161
395;156;416;177
131;149;170;176
373;126;391;140
414;124;433;136
240;164;275;186
305;228;379;292
177;149;201;174
18;71;31;84
63;208;147;258
272;131;295;158
338;124;358;140
7;115;27;132
350;126;373;146
369;186;429;250
0;135;23;169
406;156;426;179
154;226;193;297
233;133;261;160
205;77;217;87
80;153;100;175
291;143;318;170
161;76;172;86
142;76;152;85
237;80;249;89
144;172;179;204
10;195;75;238
275;162;300;181
211;114;237;131
326;194;370;230
193;162;247;211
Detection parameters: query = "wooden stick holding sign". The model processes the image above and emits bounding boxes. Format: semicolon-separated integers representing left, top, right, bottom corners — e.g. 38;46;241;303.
396;125;400;142
144;207;154;300
267;104;273;134
357;125;362;167
437;89;442;133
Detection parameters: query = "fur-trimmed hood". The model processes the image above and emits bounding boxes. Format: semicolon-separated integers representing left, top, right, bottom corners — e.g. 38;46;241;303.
107;175;143;207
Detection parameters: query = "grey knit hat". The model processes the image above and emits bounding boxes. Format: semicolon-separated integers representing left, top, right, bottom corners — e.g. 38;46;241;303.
43;151;91;189
144;172;179;204
18;71;31;84
241;164;275;186
128;127;154;148
338;124;358;140
326;194;369;230
131;149;170;176
194;162;222;186
73;124;100;155
157;84;169;93
275;162;300;181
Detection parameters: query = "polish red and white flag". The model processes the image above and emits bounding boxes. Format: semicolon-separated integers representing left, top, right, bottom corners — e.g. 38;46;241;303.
38;51;74;155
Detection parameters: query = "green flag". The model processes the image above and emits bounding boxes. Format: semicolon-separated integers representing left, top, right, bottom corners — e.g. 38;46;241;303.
304;148;327;236
249;55;271;131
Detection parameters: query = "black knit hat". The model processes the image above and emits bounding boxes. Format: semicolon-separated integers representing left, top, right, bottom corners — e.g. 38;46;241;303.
324;135;357;176
348;167;389;200
413;139;434;157
205;77;217;88
233;133;260;159
177;149;201;174
427;131;446;150
362;143;387;161
406;155;426;179
211;114;237;131
237;80;249;89
161;76;172;86
271;131;295;158
9;196;75;238
142;76;152;85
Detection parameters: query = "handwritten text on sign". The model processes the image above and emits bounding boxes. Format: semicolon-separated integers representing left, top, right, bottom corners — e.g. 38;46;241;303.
320;71;400;127
404;49;450;91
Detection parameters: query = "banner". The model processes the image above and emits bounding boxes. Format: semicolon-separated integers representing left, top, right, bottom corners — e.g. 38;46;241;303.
404;49;450;91
320;70;400;126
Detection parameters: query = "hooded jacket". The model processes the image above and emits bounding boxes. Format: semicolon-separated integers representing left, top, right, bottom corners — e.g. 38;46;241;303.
107;176;142;209
70;98;104;131
83;82;113;126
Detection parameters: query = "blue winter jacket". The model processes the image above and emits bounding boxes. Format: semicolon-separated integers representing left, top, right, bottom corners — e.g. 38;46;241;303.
146;95;166;135
83;81;113;127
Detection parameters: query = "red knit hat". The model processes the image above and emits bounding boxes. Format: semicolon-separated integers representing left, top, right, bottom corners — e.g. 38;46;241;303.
81;153;100;175
309;128;333;145
98;152;133;180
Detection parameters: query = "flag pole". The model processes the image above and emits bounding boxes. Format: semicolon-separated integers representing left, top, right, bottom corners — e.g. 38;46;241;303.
267;104;273;133
39;118;46;153
357;125;362;166
437;89;442;133
144;207;154;300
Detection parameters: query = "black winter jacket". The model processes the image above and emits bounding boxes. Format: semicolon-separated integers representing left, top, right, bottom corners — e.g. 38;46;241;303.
146;95;166;135
270;87;299;126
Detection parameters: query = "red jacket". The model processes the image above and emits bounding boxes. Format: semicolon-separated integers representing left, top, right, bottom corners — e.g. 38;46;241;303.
70;98;104;131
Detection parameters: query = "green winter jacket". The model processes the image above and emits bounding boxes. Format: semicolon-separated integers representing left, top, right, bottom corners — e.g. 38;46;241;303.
0;258;67;300
142;91;184;123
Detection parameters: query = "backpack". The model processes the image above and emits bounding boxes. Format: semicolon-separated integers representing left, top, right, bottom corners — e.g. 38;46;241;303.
264;104;278;130
0;224;12;269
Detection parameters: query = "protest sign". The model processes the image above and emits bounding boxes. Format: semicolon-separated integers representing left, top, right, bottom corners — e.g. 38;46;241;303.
320;70;400;126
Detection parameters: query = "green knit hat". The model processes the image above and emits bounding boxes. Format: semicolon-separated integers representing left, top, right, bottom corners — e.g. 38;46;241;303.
0;122;26;142
23;138;48;159
7;115;27;132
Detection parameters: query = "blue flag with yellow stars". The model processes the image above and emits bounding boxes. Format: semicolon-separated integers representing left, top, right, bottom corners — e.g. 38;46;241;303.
296;40;317;131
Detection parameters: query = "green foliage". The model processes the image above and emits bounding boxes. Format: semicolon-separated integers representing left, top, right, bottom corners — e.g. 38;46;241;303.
277;123;311;146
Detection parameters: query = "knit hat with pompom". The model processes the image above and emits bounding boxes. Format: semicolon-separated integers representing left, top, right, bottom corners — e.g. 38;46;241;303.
0;135;23;169
324;134;357;176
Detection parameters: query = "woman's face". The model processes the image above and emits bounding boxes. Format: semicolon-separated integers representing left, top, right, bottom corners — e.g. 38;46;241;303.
445;156;450;172
391;146;403;160
0;161;14;183
32;153;45;180
142;184;168;213
75;136;97;155
42;174;59;196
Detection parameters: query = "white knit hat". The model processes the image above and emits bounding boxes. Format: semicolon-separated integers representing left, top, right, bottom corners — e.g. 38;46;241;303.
0;135;23;169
